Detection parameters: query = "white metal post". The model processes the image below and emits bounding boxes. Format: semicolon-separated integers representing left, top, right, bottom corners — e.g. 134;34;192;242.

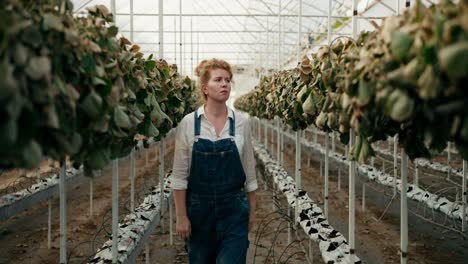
264;120;268;148
295;130;302;227
394;135;398;196
174;17;177;64
110;0;116;21
350;1;358;260
130;0;133;42
362;183;366;212
90;177;94;216
59;163;67;264
130;149;135;212
48;199;52;250
278;0;282;70
179;0;183;74
462;160;466;233
332;132;336;154
191;17;193;76
414;160;419;187
297;0;302;62
325;134;330;219
338;168;341;191
112;159;119;264
277;118;281;161
348;130;356;264
160;140;165;216
447;142;451;180
159;0;164;58
401;150;409;264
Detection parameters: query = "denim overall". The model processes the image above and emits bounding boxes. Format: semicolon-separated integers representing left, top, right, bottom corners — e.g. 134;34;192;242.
186;110;250;264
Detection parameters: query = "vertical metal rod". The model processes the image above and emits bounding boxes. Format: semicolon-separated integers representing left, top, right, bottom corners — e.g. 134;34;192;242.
277;118;281;162
327;0;332;45
160;140;165;217
394;135;398;196
264;120;268;148
325;134;330;219
159;0;164;58
320;160;323;178
332;132;336;154
174;17;177;64
295;130;302;227
90;177;94;216
110;0;116;21
281;124;284;165
196;32;199;64
288;207;291;245
371;157;375;168
170;196;174;245
362;183;366;212
462;160;466;233
447;142;451;180
401;150;409;264
414;160;419;187
190;17;193;77
129;0;133;42
145;244;150;264
59;163;67;264
112;159;119;264
314;128;318;144
48;199;52;250
278;0;282;70
297;0;302;62
348;130;356;263
338;168;341;191
258;118;262;142
130;149;135;212
179;0;183;74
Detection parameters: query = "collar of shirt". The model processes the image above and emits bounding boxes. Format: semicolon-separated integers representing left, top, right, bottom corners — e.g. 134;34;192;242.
196;104;234;120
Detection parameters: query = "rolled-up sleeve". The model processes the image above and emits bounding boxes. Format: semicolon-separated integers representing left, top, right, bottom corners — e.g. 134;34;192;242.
170;117;190;190
242;118;258;192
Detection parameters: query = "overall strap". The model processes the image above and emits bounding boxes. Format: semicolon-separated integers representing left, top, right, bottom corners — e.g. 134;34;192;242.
229;110;235;137
194;111;201;137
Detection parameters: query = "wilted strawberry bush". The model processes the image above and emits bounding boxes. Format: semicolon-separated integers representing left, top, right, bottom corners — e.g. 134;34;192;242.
0;0;198;174
235;0;468;162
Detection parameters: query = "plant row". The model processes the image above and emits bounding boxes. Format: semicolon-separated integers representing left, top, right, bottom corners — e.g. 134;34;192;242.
235;0;468;162
0;1;199;175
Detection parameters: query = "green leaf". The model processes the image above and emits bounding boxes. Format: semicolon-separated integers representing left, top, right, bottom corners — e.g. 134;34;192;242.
21;140;43;169
86;147;111;170
0;119;17;147
25;56;51;80
81;90;103;118
114;105;132;129
107;26;118;37
390;31;413;61
145;60;156;71
438;42;468;82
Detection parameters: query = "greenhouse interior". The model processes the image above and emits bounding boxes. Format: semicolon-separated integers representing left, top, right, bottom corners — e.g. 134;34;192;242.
0;0;467;263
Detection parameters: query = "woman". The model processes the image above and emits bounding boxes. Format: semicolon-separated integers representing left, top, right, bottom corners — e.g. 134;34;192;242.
170;58;258;264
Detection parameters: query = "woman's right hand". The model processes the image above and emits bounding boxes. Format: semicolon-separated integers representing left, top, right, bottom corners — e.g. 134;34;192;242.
176;215;191;240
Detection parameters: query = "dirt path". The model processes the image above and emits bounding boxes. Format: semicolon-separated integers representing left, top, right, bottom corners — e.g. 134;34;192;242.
0;137;175;264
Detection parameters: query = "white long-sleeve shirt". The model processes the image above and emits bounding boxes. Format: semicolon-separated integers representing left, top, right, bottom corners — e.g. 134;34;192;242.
170;105;258;192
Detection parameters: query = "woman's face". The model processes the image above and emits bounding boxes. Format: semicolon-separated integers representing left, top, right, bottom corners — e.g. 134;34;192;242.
203;68;231;103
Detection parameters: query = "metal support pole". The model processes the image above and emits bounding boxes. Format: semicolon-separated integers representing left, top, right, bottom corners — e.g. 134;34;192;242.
190;17;193;76
288;207;292;244
332;132;336;154
394;135;398;196
348;130;356;263
447;142;451;180
338;168;341;191
145;244;150;264
371;157;375;168
110;0;116;21
295;131;302;227
297;0;302;62
414;160;419;187
174;17;177;63
314;128;318;144
179;0;183;74
112;159;119;264
264;120;268;148
159;140;165;217
145;149;148;167
159;0;164;58
350;3;358;260
320;159;323;178
170;196;174;245
325;134;330;219
90;177;94;216
277;118;281;161
281;124;284;166
362;183;366;212
462;160;466;233
48;199;52;250
130;149;135;212
59;163;67;264
401;150;409;264
278;0;282;70
130;0;133;42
